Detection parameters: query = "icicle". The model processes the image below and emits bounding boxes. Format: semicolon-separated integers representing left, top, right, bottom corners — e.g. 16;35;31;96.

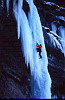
58;26;65;39
6;0;10;15
58;26;65;56
13;0;16;8
17;1;21;39
1;0;4;7
51;21;57;33
12;0;51;99
17;0;23;39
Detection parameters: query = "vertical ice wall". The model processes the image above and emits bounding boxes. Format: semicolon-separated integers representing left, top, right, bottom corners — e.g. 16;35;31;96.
6;0;51;99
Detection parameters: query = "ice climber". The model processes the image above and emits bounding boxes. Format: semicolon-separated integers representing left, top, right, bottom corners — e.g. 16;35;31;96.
36;43;42;58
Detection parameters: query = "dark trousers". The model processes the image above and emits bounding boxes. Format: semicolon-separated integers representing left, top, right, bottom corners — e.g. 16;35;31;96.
37;48;42;58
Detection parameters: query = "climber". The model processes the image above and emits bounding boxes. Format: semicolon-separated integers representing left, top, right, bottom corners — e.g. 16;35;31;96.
36;43;42;58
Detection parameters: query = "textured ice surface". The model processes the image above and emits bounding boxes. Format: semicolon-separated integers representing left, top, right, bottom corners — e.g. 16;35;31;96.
6;0;51;99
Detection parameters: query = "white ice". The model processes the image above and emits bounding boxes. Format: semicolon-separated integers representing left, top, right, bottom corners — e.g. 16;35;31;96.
51;22;65;56
6;0;51;99
51;21;57;33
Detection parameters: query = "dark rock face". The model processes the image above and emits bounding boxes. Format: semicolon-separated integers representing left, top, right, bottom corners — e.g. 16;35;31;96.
0;21;31;98
0;2;31;98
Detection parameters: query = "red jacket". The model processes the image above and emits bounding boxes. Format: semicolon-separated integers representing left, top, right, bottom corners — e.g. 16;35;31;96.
37;45;42;48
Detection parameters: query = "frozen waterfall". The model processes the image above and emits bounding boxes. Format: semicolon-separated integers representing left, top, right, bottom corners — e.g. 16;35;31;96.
51;22;57;33
6;0;51;99
51;22;65;56
58;26;65;39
